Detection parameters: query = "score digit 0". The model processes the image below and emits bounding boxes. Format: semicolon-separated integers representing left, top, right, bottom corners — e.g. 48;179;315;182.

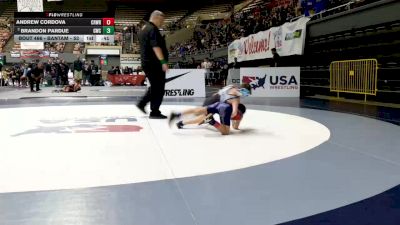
102;18;115;26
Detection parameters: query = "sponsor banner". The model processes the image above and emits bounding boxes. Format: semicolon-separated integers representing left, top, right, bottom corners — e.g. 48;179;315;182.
10;50;51;58
22;50;49;58
50;52;58;58
227;69;240;85
164;69;206;98
240;67;300;97
108;74;145;86
11;51;21;58
228;17;310;63
120;54;140;63
20;42;44;50
120;54;141;69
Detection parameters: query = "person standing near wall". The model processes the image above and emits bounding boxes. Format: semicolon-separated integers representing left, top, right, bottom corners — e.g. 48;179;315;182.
137;10;169;119
232;57;240;69
270;48;280;67
89;60;98;86
83;60;90;86
73;56;83;82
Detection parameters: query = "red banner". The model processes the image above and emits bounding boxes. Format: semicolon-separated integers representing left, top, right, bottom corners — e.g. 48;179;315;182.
108;74;145;86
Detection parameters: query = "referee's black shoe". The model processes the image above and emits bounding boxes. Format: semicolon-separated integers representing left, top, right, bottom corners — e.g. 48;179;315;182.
136;103;147;114
149;113;167;119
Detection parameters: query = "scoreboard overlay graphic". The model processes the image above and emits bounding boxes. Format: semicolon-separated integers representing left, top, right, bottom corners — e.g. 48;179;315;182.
13;12;115;43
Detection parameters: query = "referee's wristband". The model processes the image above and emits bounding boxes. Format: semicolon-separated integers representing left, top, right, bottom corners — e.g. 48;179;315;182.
160;59;168;65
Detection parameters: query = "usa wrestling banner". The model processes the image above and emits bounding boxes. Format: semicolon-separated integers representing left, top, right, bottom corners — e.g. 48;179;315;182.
228;17;310;63
241;67;300;97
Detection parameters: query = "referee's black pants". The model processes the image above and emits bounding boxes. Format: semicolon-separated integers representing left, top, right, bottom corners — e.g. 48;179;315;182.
139;65;165;115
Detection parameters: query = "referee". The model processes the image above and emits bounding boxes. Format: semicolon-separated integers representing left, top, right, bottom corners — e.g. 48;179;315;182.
137;10;169;119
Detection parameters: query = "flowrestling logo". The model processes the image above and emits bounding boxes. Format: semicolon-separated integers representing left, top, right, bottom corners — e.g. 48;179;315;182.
165;89;195;96
12;116;143;137
243;74;298;90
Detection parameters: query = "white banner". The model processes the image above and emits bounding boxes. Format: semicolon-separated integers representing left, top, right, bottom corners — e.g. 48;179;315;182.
228;17;310;63
240;67;300;97
17;0;43;12
21;42;44;50
120;54;141;69
164;69;206;98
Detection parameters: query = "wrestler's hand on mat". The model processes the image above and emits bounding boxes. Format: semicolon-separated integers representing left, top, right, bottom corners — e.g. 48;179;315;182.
232;120;241;130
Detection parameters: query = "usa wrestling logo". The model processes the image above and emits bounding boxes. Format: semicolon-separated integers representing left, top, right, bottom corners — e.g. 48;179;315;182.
242;75;267;90
242;74;298;90
12;116;143;137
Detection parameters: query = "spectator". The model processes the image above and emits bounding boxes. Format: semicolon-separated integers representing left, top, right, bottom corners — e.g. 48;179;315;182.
123;66;131;74
134;66;143;75
188;57;197;68
53;59;63;86
108;66;116;74
115;66;122;75
83;61;91;86
60;60;69;85
169;0;299;57
89;60;99;86
270;48;280;67
201;58;212;69
73;56;83;81
232;57;240;69
1;67;10;86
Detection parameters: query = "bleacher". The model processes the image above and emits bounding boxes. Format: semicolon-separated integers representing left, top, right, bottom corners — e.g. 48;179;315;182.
301;19;400;100
115;7;147;26
0;2;14;53
184;3;232;26
0;2;16;21
43;3;106;12
163;9;188;29
115;8;188;28
241;0;264;11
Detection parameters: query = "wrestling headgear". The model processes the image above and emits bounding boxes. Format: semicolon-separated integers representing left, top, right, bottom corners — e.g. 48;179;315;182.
239;88;251;97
